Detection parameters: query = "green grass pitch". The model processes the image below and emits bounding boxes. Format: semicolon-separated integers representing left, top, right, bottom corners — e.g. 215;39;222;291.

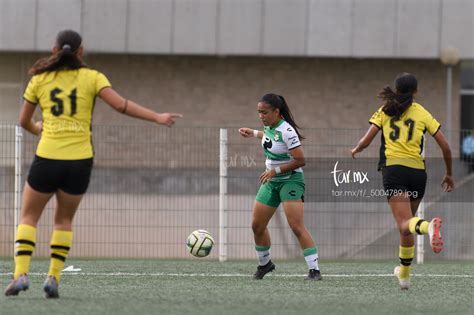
1;259;473;314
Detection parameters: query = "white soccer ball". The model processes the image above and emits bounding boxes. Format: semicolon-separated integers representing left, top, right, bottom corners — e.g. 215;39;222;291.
186;230;214;258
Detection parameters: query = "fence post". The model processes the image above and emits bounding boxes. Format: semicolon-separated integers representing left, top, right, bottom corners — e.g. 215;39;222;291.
219;128;228;262
219;128;227;262
416;201;425;264
14;125;23;239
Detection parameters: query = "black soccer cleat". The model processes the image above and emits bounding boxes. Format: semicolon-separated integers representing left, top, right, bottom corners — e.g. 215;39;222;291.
253;260;275;280
43;276;59;299
4;274;29;296
305;269;322;281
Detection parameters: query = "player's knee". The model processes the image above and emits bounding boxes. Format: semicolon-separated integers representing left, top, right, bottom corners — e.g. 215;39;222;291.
398;226;411;236
251;221;265;235
288;222;304;238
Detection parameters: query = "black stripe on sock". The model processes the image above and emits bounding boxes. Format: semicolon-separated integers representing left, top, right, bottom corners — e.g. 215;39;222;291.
399;257;413;266
15;239;36;247
15;250;33;256
51;253;66;262
415;219;426;235
51;245;70;251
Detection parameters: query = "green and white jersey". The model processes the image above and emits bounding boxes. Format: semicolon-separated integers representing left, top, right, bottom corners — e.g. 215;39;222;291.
261;119;303;181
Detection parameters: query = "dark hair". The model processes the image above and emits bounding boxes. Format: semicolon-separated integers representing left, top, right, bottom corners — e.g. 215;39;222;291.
29;30;86;75
379;73;418;118
260;93;304;140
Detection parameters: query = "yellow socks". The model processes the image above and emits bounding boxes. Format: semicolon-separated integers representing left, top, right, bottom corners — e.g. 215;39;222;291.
408;217;429;235
48;230;73;283
399;246;414;279
13;224;37;279
13;226;73;283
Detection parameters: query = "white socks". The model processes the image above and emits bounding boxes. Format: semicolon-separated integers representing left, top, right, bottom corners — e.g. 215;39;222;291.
255;245;271;266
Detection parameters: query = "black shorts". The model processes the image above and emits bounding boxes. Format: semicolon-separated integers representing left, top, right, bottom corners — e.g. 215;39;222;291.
382;165;427;200
27;155;94;195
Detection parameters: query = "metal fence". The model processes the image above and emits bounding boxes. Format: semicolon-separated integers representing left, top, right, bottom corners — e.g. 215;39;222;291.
0;124;473;261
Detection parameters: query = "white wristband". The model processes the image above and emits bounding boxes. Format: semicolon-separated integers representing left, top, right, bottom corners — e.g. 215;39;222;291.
275;166;282;174
253;130;259;137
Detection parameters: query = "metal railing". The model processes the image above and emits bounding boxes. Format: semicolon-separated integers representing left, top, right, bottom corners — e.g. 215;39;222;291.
0;124;472;261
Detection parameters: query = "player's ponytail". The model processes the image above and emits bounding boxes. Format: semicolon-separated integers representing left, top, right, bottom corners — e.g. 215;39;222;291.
380;73;417;118
260;93;305;140
29;30;86;76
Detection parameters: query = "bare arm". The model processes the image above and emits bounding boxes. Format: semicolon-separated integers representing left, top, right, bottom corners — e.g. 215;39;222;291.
99;87;182;127
19;101;42;135
259;146;305;183
281;146;305;172
238;128;262;139
433;130;455;192
351;124;380;158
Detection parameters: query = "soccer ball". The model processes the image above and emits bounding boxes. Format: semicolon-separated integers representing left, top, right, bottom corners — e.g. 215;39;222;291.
186;230;214;258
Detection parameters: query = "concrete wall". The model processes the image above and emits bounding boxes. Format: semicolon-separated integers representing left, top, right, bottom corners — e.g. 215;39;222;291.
0;0;473;58
0;53;462;132
2;197;472;259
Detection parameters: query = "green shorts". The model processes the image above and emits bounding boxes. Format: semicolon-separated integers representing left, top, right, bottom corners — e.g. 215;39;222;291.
256;172;305;208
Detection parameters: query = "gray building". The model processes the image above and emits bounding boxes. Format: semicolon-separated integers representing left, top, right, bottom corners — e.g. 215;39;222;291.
0;0;473;132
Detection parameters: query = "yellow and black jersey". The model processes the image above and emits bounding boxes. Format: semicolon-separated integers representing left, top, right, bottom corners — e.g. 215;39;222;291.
24;68;111;160
369;102;441;170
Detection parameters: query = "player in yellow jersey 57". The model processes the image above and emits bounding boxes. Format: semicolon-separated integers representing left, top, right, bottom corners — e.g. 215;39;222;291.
4;30;182;298
351;73;454;290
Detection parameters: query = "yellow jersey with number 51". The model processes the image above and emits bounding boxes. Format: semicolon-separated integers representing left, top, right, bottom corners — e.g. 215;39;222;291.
369;102;441;170
23;68;111;160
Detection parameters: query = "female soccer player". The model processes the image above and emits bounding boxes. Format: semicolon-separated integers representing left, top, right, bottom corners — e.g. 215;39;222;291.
4;30;182;298
239;93;321;281
351;73;454;290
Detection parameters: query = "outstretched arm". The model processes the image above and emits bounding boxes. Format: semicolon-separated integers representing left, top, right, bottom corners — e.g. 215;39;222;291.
433;130;454;192
99;87;182;127
19;101;42;135
239;128;263;139
351;124;380;158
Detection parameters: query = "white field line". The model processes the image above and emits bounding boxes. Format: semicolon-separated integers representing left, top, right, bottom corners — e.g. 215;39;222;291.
0;272;472;278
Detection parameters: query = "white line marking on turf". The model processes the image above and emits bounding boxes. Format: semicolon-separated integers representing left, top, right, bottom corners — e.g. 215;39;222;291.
0;272;473;278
